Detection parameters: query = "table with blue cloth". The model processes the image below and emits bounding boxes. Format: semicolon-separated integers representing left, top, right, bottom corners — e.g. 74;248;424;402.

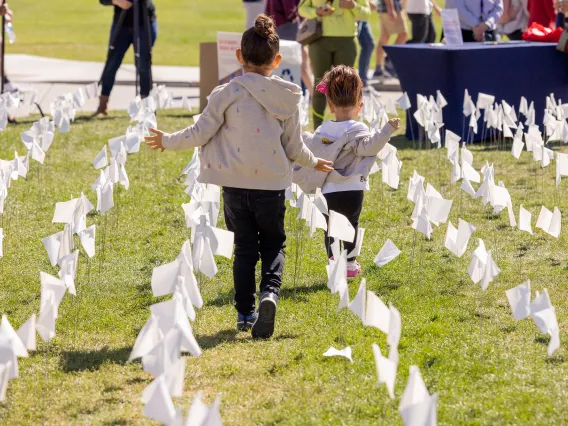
384;42;568;143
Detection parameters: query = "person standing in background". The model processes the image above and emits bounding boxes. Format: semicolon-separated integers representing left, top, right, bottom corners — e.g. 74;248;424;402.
95;0;157;117
527;0;556;29
245;0;267;29
266;0;314;94
445;0;503;42
299;0;371;128
373;0;408;79
406;0;440;43
498;0;528;40
357;1;377;86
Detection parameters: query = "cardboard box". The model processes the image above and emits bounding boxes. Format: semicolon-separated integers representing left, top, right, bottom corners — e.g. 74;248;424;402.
199;42;219;112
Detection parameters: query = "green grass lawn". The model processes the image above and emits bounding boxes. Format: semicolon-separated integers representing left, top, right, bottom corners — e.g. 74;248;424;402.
0;109;567;425
8;0;444;67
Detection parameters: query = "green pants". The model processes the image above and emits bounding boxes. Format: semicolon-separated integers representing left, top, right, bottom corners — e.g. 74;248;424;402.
309;36;357;128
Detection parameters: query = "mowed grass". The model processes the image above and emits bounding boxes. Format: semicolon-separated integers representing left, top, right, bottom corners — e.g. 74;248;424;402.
8;0;444;67
0;109;567;425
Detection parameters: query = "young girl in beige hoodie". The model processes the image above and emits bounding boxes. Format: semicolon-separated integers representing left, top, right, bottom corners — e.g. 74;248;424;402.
293;65;399;277
145;15;332;339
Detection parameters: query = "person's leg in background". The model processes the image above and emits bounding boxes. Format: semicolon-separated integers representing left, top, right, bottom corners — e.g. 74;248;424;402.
374;17;391;78
425;13;436;43
244;0;266;29
96;24;133;117
332;37;358;69
138;18;158;98
357;21;375;86
309;37;334;128
407;13;428;43
384;11;408;77
301;46;314;96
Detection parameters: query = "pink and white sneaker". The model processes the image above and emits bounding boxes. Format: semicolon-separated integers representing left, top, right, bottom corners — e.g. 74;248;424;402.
347;261;361;278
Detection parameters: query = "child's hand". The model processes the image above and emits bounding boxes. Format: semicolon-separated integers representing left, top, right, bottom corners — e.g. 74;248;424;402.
388;118;400;130
315;158;334;172
145;128;165;152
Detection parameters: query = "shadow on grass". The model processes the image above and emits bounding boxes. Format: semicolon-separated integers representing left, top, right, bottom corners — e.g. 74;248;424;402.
198;328;299;350
206;282;328;307
60;346;131;372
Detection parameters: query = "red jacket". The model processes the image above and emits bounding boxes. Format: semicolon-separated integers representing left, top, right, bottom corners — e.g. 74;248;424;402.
527;0;556;28
266;0;300;27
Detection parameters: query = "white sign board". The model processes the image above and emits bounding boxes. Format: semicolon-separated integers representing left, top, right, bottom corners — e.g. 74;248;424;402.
217;32;243;84
442;9;464;47
217;32;302;86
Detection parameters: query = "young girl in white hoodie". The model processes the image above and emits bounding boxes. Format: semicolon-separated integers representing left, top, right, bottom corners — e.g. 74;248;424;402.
293;65;399;277
145;15;333;338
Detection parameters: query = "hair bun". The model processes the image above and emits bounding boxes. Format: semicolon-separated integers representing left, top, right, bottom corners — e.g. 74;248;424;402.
254;14;276;39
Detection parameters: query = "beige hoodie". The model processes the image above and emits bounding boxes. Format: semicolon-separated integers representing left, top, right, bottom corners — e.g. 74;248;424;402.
162;73;317;190
293;120;395;194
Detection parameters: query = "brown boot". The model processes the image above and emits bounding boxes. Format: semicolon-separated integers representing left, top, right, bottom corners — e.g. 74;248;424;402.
92;95;109;118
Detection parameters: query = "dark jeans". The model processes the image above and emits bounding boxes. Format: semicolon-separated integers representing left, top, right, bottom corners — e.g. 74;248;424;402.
357;21;375;85
223;187;286;316
461;29;496;42
323;190;364;262
407;13;436;43
101;19;158;97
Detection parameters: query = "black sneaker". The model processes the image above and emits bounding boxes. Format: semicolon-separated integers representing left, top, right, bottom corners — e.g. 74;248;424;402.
252;292;278;339
237;312;257;332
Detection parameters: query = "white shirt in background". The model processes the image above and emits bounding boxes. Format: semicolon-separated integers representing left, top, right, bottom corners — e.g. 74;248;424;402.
406;0;432;15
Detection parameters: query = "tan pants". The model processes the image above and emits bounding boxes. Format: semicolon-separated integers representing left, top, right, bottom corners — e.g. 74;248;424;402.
380;11;409;35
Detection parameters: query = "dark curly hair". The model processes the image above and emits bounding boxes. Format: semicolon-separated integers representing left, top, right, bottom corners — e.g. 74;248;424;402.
241;14;280;66
321;65;363;108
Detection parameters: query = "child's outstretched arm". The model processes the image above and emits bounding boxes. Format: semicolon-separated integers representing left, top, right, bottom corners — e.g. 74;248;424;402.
282;109;319;168
352;118;400;157
145;85;230;152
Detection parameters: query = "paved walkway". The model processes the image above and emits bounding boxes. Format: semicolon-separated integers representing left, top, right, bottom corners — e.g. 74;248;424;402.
6;54;400;116
7;54;200;115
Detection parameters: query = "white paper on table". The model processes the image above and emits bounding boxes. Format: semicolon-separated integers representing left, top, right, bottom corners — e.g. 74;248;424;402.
328;210;355;243
372;343;397;399
323;346;353;363
364;291;390;333
374;239;401;267
506;280;531;321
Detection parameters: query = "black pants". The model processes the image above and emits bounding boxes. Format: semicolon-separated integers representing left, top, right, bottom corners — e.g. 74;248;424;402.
407;13;436;44
461;29;496;42
323;190;364;262
223;187;286;316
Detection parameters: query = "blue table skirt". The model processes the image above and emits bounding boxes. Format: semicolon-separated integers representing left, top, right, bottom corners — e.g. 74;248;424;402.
384;42;568;143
